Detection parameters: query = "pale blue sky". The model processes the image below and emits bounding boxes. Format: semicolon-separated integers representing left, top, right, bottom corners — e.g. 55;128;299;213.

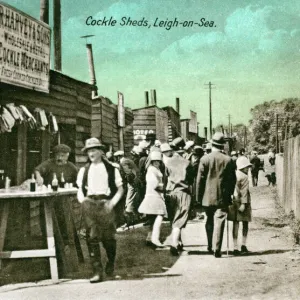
8;0;300;130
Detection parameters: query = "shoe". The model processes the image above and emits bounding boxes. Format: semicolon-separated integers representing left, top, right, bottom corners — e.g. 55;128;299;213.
90;273;103;283
147;241;165;249
105;262;114;276
207;247;214;254
241;245;249;253
170;246;179;256
214;250;222;258
178;243;184;251
233;249;240;256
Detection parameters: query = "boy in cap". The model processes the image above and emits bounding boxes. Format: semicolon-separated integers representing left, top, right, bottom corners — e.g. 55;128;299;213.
77;138;124;283
196;132;236;257
228;156;252;255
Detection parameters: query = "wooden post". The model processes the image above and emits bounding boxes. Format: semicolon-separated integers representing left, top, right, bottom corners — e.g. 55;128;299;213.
119;128;124;152
275;113;279;153
40;0;49;24
204;127;208;141
53;0;62;71
16;123;27;185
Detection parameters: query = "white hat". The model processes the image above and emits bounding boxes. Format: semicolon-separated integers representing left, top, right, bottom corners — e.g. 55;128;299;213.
184;140;194;150
139;140;150;150
205;143;212;150
154;140;161;147
160;143;172;153
236;156;252;170
150;151;162;161
231;151;237;156
114;150;124;157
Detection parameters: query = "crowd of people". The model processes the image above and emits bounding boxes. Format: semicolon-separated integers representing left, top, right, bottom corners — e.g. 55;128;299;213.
33;133;275;283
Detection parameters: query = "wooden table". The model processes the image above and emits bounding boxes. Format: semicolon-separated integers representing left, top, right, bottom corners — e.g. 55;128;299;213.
0;188;83;282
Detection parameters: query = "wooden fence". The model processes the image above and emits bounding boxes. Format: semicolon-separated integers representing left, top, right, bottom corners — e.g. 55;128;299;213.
276;135;300;219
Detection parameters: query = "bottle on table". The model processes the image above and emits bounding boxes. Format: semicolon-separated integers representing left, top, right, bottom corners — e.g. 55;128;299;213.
30;174;36;192
59;172;65;188
52;173;58;192
5;176;10;190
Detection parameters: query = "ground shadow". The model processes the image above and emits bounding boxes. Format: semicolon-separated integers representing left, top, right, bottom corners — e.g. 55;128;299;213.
187;249;293;257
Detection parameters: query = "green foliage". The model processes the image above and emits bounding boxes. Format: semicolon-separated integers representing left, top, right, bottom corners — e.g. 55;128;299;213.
248;98;300;153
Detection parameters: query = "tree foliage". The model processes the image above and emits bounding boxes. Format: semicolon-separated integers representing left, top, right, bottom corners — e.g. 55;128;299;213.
248;98;300;153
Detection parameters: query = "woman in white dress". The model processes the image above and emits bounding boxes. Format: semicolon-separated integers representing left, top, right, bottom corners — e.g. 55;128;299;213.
139;151;167;247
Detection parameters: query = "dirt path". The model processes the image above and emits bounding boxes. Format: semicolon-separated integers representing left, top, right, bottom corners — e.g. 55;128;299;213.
1;172;300;300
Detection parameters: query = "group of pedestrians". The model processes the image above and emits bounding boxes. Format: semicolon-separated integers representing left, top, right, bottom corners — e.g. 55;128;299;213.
65;132;258;283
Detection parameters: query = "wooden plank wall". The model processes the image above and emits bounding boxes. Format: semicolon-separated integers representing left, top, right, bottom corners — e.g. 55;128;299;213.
91;96;134;155
155;107;168;143
163;106;181;143
276;136;300;219
0;71;93;171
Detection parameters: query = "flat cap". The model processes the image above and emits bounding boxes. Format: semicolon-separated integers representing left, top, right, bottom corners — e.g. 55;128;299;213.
53;144;71;153
114;150;124;157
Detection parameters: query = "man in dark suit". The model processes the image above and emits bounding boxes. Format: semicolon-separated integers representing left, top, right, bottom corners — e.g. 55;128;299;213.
196;132;236;258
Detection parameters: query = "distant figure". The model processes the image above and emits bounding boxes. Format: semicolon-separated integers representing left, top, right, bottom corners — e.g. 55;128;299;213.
231;151;238;169
250;151;260;186
239;148;246;157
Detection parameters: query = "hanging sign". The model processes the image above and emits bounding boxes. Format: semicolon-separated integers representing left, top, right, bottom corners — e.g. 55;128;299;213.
0;2;51;93
189;110;198;133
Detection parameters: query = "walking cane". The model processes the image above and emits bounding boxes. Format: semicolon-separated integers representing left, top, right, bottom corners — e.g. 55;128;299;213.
226;218;229;257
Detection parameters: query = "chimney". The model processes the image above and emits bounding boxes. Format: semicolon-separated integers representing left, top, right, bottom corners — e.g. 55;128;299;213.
145;91;149;107
176;97;180;114
150;89;157;106
40;0;49;23
53;0;62;71
86;44;96;86
204;127;208;140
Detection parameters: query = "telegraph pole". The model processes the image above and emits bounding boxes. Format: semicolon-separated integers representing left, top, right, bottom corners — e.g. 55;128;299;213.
205;82;215;139
228;114;231;136
275;113;279;153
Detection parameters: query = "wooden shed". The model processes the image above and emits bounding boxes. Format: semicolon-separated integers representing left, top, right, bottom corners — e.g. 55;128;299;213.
132;105;169;144
91;96;134;155
0;71;93;186
162;106;181;143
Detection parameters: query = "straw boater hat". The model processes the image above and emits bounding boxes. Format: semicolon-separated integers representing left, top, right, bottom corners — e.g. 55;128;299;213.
231;150;237;156
114;150;124;157
82;137;106;152
160;143;172;153
184;140;195;150
149;151;162;161
211;132;226;147
171;137;186;153
236;156;252;170
139;140;150;150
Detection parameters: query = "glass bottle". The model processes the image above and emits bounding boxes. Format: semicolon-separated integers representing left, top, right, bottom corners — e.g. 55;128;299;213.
52;173;58;192
30;174;36;192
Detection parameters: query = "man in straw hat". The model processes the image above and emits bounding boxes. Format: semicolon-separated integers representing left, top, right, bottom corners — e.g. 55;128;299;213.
76;138;124;283
196;132;236;258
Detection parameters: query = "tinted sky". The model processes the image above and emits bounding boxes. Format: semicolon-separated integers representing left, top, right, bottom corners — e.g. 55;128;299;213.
9;0;300;130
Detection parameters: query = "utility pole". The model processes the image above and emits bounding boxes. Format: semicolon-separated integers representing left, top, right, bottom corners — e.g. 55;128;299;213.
275;113;279;153
205;82;215;139
228;114;231;136
243;126;247;148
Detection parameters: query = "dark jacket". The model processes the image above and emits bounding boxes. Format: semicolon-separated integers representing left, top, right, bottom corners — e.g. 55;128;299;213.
196;150;236;207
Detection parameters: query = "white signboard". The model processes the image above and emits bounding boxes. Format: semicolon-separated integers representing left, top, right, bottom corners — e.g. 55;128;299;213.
118;91;125;127
0;2;51;93
189;110;198;133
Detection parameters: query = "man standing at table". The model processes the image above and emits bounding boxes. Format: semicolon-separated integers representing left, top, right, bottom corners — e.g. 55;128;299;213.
77;138;124;283
35;144;78;186
196;132;236;258
34;144;78;244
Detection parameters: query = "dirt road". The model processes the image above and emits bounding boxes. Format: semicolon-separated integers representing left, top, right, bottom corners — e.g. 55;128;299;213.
1;172;300;300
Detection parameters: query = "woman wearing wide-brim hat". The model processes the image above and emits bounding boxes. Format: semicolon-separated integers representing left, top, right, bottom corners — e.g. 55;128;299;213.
138;151;167;248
